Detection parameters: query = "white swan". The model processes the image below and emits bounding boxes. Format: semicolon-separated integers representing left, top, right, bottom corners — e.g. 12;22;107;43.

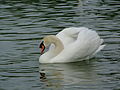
39;27;105;63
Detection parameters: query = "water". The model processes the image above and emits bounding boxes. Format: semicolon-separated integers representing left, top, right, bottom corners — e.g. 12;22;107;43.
0;0;120;90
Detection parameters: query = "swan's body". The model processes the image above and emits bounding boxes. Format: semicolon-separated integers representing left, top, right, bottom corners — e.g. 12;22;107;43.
39;27;105;63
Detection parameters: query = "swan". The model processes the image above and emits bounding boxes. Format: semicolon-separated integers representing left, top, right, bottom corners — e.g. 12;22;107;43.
39;27;105;63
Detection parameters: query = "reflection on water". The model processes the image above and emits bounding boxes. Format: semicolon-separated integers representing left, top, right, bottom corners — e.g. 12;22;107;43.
0;0;120;90
39;59;119;90
39;61;97;89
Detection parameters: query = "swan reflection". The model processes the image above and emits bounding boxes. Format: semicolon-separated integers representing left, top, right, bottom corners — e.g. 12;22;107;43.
39;60;99;89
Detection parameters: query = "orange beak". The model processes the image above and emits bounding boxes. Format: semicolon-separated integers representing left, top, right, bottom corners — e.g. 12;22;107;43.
39;41;45;55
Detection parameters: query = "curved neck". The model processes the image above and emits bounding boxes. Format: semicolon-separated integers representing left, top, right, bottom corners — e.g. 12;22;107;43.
45;35;64;57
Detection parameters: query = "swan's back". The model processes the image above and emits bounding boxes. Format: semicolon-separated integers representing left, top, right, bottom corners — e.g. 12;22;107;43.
56;27;88;47
50;27;105;63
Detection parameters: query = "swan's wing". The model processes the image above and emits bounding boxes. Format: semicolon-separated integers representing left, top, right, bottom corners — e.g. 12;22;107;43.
56;27;89;47
49;27;88;50
51;29;105;63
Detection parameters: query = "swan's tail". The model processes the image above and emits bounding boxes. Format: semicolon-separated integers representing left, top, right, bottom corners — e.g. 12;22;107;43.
77;29;106;59
90;39;106;57
93;45;106;55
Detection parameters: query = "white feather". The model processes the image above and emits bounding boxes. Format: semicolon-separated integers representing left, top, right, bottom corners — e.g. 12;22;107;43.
39;27;106;63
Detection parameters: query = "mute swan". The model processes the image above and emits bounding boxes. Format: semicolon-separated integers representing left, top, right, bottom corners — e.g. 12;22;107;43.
39;27;105;63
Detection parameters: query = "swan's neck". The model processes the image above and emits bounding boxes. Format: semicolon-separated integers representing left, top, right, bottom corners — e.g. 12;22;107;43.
49;35;64;55
44;35;64;59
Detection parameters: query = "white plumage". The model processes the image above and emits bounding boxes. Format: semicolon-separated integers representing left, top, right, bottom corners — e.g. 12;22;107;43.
39;27;105;63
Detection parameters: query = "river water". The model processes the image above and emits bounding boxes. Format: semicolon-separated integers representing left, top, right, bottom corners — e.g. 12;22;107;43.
0;0;120;90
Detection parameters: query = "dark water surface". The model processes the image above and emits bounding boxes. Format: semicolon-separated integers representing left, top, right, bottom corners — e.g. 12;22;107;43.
0;0;120;90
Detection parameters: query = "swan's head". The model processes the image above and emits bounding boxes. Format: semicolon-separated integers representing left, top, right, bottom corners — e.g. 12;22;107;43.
39;36;52;54
39;41;45;54
39;35;63;55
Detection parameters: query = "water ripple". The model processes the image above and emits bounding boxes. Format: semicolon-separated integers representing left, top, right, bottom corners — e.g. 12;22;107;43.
0;0;120;90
